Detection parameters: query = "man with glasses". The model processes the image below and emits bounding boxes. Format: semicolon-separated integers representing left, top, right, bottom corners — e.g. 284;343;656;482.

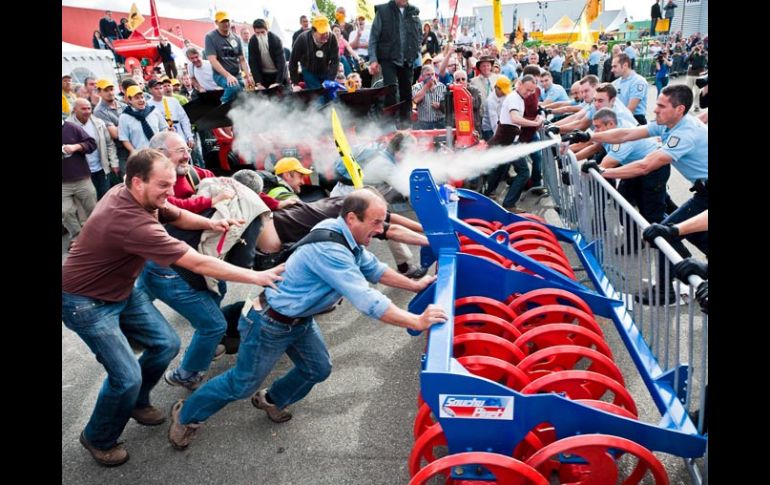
452;69;483;134
136;132;238;392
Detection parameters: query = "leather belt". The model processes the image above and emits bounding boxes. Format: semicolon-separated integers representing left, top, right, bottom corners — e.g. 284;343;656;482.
265;307;307;326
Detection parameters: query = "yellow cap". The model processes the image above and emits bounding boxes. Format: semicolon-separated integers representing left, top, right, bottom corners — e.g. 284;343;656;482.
95;79;114;90
215;11;229;23
274;157;313;175
126;85;144;98
311;16;330;34
495;76;512;95
160;75;171;83
170;78;181;86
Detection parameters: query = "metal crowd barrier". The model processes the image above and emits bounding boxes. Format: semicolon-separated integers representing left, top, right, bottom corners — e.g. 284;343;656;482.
540;134;709;482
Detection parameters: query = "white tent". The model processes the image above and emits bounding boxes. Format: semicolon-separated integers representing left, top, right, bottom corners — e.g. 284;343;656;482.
62;42;118;85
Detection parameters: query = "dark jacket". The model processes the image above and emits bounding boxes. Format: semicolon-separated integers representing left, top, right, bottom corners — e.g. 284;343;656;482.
157;42;174;62
601;55;616;83
369;0;421;64
248;32;288;86
652;3;662;19
289;30;339;84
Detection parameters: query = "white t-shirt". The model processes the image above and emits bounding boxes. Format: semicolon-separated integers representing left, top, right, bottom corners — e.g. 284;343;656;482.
351;26;371;57
499;91;525;127
189;60;220;91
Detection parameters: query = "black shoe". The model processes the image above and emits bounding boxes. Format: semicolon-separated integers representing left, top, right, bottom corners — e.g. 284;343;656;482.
529;186;549;197
635;286;679;305
399;264;428;279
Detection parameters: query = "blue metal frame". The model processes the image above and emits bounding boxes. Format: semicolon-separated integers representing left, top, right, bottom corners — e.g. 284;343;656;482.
408;169;707;465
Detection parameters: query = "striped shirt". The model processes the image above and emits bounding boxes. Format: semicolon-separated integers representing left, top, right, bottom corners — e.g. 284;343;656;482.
411;81;447;123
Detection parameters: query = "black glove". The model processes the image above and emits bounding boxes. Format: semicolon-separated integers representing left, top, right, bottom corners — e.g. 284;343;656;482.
695;281;708;314
570;130;591;143
642;223;680;245
673;257;708;283
546;124;560;136
581;161;602;174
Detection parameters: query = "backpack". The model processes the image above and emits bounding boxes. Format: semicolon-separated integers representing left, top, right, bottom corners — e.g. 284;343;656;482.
253;228;354;270
256;170;281;194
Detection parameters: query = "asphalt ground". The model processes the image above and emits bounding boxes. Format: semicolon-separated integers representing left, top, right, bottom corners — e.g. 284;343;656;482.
62;77;706;484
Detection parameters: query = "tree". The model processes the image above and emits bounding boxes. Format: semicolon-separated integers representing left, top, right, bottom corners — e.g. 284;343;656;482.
316;0;338;24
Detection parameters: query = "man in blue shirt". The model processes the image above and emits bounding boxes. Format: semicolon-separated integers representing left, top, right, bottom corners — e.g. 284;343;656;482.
548;47;564;86
611;53;649;125
590;108;669;252
588;44;602;76
577;85;708;304
168;189;447;449
539;70;570;104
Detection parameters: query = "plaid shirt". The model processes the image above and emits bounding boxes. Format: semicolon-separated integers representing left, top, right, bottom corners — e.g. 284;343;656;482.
411;80;446;123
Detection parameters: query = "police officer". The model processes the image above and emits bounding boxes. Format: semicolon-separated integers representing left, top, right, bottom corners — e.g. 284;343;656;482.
577;84;708;304
589;108;668;252
167;189;447;450
611;53;649;125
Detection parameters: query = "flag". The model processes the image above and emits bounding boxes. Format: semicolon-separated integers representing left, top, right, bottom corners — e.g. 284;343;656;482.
448;0;460;40
128;3;144;31
586;0;602;25
310;0;321;18
493;0;504;49
357;0;374;22
149;0;160;37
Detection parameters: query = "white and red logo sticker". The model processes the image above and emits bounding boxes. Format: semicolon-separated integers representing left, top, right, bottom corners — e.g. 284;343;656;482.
438;394;514;420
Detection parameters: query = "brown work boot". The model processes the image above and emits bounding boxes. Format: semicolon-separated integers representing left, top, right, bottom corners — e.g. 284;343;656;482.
131;405;166;426
251;389;292;423
79;431;129;467
168;400;201;450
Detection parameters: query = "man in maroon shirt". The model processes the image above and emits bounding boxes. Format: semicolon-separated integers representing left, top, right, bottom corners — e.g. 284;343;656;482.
62;149;284;467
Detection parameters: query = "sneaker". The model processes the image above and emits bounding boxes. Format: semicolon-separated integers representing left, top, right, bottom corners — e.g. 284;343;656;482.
131;405;166;426
79;431;129;467
529;186;549;197
399;264;428;279
635;285;679;306
251;389;293;423
164;368;204;391
212;344;226;361
168;400;201;450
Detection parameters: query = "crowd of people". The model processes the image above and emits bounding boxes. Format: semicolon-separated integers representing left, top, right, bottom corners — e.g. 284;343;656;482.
63;0;708;469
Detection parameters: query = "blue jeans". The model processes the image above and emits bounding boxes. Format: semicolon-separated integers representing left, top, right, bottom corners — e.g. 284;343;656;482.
562;68;573;90
137;261;227;374
91;170;110;200
212;71;245;104
179;306;332;424
501;158;531;208
655;76;669;96
529;132;543;187
61;288;180;449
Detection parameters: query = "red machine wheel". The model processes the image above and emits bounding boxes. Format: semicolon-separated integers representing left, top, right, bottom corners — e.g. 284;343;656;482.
512;305;604;338
456;355;532;391
410;452;548;484
574;399;639;419
455;296;519;321
525;434;669;484
454;314;522;342
521;370;638;415
413;402;437;440
508;289;592;317
513;324;613;359
508;229;560;246
453;332;527;365
517;213;547;223
462;218;502;231
516;345;625;387
511;239;566;258
521;250;575;278
503;221;557;239
460;245;512;268
408;423;447;477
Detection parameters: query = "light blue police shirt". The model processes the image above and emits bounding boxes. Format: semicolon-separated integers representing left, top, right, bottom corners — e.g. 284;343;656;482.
646;115;709;183
585;99;639;127
602;134;659;165
613;72;648;116
540;83;569;103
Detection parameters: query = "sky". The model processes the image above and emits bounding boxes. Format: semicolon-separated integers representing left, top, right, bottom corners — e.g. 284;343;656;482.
62;0;651;33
